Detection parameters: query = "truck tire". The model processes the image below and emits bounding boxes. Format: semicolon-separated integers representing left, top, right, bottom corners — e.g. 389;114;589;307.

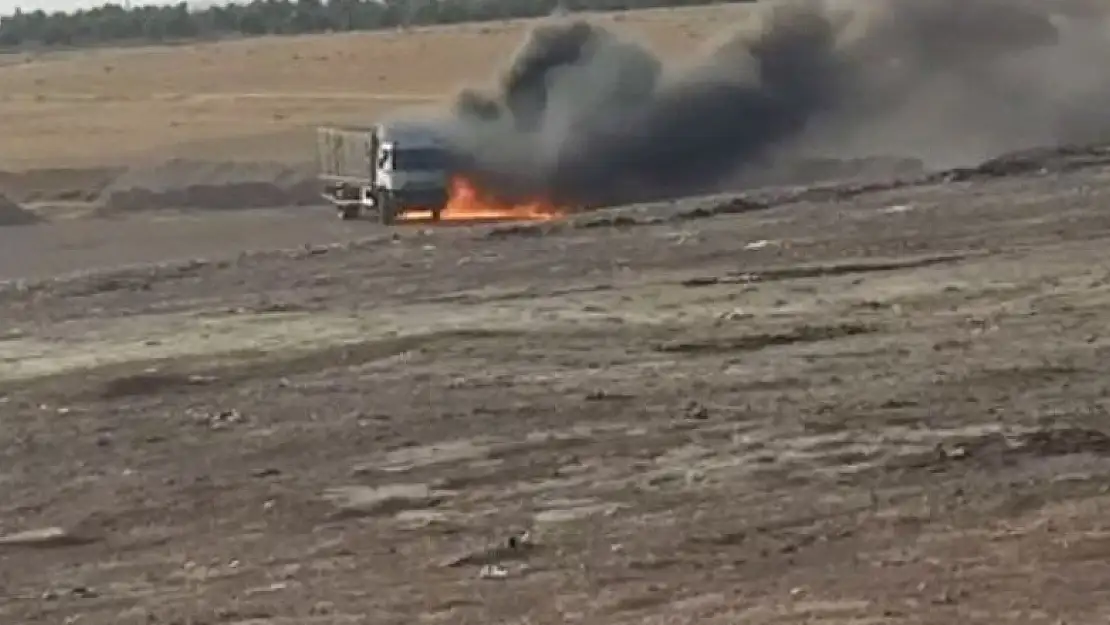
379;196;397;226
338;204;360;220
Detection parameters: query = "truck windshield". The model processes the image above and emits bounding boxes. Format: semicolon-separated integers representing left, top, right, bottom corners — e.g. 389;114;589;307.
392;148;449;171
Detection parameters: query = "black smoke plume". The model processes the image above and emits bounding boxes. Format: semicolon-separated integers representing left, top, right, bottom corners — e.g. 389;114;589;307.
394;0;1110;207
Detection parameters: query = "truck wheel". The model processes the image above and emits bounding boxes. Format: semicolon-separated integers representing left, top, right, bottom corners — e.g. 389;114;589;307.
338;204;360;220
379;198;397;226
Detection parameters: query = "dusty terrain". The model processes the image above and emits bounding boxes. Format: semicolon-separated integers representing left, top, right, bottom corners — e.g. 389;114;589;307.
4;147;1110;624
4;3;1110;622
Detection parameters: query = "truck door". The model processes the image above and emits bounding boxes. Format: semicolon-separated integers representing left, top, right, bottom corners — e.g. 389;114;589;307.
375;142;395;190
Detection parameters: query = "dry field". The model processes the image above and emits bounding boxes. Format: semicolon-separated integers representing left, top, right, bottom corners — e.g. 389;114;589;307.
5;145;1110;623
5;6;1110;625
0;5;740;171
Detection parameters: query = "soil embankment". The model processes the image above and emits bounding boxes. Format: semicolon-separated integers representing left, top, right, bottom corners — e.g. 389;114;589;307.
0;193;42;226
94;159;320;213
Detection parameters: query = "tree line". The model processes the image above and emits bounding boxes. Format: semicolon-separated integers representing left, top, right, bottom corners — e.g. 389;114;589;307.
0;0;748;49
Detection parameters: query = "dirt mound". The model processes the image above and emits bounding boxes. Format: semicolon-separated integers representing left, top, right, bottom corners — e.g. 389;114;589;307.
0;167;120;204
735;155;927;189
96;159;319;213
928;143;1110;184
0;194;42;226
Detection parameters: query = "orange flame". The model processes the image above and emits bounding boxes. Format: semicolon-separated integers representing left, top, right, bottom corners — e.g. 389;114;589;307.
402;175;565;223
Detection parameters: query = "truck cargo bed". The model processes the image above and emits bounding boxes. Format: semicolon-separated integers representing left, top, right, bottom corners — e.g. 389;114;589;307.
316;126;375;182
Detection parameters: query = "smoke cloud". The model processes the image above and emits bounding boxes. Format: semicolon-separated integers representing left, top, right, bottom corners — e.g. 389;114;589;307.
393;0;1110;207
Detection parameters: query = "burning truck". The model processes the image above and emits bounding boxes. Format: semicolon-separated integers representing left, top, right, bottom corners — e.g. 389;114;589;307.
315;121;563;225
318;2;1088;225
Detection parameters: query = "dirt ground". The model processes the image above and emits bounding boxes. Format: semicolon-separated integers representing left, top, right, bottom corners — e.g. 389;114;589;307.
4;148;1110;624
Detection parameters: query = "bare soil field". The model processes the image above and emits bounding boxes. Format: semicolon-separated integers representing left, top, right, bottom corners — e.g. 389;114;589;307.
4;147;1110;624
0;5;735;172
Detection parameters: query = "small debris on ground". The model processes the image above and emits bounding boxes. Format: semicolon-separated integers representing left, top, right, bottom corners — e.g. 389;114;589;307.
441;531;538;568
323;483;447;518
196;408;245;430
881;204;914;214
681;276;720;287
0;527;97;548
479;564;510;579
683;400;710;420
717;308;754;322
585;388;633;401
